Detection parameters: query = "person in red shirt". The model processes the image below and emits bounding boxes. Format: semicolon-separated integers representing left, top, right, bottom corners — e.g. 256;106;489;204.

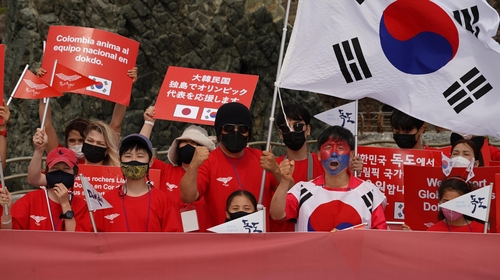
94;133;182;232
270;126;387;231
180;102;281;231
427;177;486;233
0;98;10;226
140;106;216;231
4;147;91;231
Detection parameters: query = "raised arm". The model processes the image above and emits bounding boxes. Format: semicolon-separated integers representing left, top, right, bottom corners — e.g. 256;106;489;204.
139;106;155;139
27;128;48;187
270;159;295;220
179;146;209;203
0;99;10;170
109;67;138;139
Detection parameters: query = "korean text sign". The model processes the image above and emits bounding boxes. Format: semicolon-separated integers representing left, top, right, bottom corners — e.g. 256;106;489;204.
154;66;258;125
357;146;442;222
41;26;139;106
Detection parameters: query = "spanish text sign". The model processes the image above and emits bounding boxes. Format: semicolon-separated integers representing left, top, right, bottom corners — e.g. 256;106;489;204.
404;165;498;232
41;26;139;106
153;66;258;125
72;165;160;198
357;146;442;222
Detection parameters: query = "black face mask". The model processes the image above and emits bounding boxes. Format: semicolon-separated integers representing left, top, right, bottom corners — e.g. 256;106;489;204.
283;131;306;151
46;170;75;189
228;211;251;221
221;132;248;153
393;133;417;149
82;142;107;163
177;144;196;165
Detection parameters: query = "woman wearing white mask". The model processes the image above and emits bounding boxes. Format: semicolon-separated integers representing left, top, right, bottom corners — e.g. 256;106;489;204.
450;139;483;168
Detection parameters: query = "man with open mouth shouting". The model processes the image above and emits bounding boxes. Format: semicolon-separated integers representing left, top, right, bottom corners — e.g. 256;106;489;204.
270;126;387;232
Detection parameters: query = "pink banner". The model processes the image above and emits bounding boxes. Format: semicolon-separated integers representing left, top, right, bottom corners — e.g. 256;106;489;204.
0;230;499;279
357;146;442;222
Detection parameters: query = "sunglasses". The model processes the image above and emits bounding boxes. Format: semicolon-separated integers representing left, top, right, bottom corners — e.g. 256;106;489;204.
279;123;306;134
222;124;250;134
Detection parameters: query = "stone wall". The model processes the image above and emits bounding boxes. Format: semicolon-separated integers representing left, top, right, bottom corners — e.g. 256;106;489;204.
3;0;329;190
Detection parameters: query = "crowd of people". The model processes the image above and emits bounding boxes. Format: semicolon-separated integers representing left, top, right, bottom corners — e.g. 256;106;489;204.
0;73;494;233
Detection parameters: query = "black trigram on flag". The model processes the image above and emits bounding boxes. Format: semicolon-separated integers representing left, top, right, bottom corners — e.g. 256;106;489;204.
361;191;374;213
442;67;492;114
453;6;480;38
299;187;313;208
332;37;372;84
355;0;365;4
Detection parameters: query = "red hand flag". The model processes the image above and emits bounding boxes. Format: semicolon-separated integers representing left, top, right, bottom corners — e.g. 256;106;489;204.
13;70;63;100
52;63;98;93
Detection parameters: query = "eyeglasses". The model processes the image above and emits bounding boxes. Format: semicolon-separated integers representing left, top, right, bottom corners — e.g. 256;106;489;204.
222;124;250;134
279;123;306;134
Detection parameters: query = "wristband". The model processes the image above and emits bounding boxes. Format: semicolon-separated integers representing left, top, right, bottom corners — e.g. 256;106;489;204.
0;128;7;138
1;217;11;224
144;121;155;127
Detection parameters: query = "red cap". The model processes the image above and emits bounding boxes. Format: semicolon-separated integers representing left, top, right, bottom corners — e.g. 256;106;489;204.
46;147;78;169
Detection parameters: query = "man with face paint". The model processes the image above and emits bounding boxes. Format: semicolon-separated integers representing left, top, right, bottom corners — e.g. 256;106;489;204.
140;106;216;231
390;109;427;149
94;134;182;232
261;103;364;232
270;126;387;232
5;145;91;231
180;102;279;231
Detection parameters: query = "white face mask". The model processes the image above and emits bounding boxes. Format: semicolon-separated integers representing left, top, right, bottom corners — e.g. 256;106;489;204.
450;156;471;167
69;144;84;159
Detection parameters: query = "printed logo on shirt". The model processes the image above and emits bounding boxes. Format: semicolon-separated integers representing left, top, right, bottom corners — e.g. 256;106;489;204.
166;182;178;192
30;215;47;226
424;222;435;228
216;177;233;187
105;213;120;223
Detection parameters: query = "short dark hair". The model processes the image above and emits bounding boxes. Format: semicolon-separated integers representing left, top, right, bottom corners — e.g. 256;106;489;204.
64;118;90;146
119;141;151;161
451;139;484;167
390;109;424;132
317;126;355;151
437;177;474;221
276;103;311;127
225;190;257;212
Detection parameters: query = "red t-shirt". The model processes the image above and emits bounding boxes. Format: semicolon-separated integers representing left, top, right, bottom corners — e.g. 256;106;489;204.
94;187;182;232
427;220;486;233
150;158;208;231
11;189;92;231
271;152;324;232
197;147;273;230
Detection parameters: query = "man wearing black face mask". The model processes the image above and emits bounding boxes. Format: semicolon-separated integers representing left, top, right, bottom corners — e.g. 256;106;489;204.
180;102;280;231
390;109;427;149
9;145;92;231
140;107;216;232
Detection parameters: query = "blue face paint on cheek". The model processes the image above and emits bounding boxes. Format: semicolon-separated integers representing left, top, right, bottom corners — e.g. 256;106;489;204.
321;153;350;176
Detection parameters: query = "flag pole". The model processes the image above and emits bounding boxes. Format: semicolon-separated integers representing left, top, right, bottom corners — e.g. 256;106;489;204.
0;154;8;216
483;183;493;234
257;0;293;206
40;60;57;129
354;100;359;177
42;187;56;231
6;64;29;106
81;174;98;233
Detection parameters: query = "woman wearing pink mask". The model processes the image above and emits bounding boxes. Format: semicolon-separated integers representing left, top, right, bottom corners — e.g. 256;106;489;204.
427;177;486;232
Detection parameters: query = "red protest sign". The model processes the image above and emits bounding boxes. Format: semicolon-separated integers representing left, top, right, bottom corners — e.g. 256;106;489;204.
12;70;63;100
72;165;160;199
357;146;442;222
153;66;258;125
52;63;98;93
41;26;139;106
404;165;498;232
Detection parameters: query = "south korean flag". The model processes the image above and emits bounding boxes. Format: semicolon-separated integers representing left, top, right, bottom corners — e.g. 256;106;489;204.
86;75;113;96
